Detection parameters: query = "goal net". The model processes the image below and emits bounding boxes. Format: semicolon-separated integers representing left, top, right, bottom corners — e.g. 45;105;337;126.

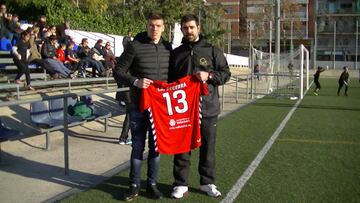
251;45;309;99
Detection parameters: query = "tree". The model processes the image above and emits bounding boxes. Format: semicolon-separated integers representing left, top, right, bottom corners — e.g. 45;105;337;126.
5;0;227;45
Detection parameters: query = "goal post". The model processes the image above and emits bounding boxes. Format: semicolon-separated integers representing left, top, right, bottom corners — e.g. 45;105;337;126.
251;44;309;99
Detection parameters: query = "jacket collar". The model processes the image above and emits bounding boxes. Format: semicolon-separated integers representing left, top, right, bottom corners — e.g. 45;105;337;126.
134;31;164;44
181;34;206;47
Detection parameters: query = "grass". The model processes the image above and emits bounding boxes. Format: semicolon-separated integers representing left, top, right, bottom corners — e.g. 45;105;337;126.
62;78;360;203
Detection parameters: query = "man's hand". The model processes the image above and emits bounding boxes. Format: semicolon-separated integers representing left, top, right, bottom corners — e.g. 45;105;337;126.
195;71;209;82
134;78;153;89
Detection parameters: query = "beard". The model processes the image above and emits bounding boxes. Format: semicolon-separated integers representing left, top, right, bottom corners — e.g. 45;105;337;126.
185;34;198;42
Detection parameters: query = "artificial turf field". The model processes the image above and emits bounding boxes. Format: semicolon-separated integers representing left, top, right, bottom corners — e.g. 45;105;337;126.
63;78;360;202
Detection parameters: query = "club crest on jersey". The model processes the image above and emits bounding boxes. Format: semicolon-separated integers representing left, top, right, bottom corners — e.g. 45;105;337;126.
199;58;208;66
169;119;176;127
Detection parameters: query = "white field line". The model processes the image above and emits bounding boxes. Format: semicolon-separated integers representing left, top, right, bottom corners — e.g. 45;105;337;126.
221;83;312;203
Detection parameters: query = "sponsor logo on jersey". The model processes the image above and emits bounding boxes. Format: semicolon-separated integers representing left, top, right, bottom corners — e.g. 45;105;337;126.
169;119;176;127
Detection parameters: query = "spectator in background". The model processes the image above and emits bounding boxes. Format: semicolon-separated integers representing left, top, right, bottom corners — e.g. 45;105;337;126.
56;20;71;45
0;5;9;38
28;26;58;79
44;25;56;40
77;38;105;77
288;62;294;76
337;66;349;96
93;39;105;57
56;43;66;63
12;31;35;90
254;64;260;80
38;15;48;40
116;72;132;145
103;41;116;70
91;39;106;68
7;14;23;43
0;4;7;18
122;31;133;50
66;41;84;77
41;35;72;78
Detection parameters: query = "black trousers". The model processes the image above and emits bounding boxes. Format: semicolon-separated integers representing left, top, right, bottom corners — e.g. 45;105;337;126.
119;101;130;141
314;78;321;90
14;58;31;85
173;116;218;186
337;82;348;95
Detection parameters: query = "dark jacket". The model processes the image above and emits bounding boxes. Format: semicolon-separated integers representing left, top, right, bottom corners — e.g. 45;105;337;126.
169;35;231;117
338;71;349;84
41;41;57;59
113;31;172;104
122;36;132;51
77;45;91;59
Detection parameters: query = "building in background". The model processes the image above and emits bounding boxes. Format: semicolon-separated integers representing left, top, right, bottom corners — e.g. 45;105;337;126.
316;0;360;68
207;0;312;55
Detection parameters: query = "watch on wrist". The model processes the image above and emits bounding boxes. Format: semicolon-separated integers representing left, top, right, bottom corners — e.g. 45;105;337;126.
208;72;214;80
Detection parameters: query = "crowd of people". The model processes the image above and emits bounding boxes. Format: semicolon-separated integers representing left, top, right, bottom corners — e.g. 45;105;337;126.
1;4;117;90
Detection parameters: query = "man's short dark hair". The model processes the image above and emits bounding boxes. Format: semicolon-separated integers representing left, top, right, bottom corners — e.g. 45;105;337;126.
147;12;164;21
181;14;199;26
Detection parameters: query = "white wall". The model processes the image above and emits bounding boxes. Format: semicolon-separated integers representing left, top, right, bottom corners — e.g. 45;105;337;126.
68;29;249;68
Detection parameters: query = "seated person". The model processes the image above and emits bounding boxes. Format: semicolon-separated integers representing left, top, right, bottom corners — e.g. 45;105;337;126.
41;35;72;78
103;41;117;71
28;26;58;79
65;41;85;77
77;38;105;77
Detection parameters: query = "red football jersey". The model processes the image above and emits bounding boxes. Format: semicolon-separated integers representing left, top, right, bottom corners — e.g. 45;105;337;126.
140;75;208;154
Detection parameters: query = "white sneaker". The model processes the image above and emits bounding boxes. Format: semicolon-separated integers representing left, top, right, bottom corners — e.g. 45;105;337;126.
200;184;221;197
119;140;126;145
171;186;188;199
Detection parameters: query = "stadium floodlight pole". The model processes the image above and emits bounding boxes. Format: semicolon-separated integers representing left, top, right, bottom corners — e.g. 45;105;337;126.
333;21;336;70
314;21;317;70
290;19;293;60
356;20;358;70
228;20;231;54
275;0;281;72
249;21;254;99
269;20;272;71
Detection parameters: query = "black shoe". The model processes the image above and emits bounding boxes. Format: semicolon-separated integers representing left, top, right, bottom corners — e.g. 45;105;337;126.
124;185;140;201
146;184;162;200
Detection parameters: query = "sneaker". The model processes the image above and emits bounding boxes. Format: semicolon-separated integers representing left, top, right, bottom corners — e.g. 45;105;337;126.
313;92;318;96
171;186;188;199
26;85;36;91
126;140;132;145
119;140;126;145
124;185;139;201
199;184;221;197
146;184;162;200
52;73;60;80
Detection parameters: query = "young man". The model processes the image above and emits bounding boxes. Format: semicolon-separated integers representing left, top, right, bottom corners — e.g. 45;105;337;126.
113;13;172;201
313;66;325;96
169;14;231;199
12;31;34;90
337;66;349;96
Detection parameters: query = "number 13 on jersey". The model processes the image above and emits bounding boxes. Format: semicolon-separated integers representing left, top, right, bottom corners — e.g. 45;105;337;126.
162;90;188;116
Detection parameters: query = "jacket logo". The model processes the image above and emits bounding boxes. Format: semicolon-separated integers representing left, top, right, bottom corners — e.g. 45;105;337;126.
199;58;208;66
